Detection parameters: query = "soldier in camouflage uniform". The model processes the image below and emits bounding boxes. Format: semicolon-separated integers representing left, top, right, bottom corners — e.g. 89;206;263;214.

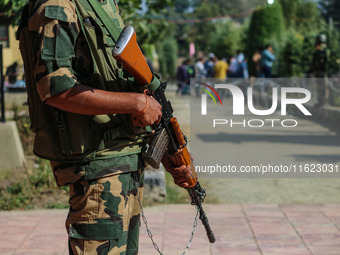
310;34;328;106
18;0;191;254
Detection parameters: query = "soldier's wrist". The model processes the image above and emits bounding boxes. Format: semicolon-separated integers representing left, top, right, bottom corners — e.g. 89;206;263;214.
135;90;149;115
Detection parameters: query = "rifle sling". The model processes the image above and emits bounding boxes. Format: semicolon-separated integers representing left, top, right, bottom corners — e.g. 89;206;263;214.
86;0;121;42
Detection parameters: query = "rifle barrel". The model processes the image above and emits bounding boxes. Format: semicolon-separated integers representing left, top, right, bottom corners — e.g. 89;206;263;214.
189;187;216;243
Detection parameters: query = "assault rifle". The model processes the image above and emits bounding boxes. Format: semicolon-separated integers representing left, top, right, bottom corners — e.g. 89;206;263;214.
113;25;215;244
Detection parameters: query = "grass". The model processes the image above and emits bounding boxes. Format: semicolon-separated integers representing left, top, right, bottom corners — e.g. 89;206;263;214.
0;159;69;210
0;103;68;210
165;171;190;204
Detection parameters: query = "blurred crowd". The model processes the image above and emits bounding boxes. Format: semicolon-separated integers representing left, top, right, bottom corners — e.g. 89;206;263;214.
176;45;276;96
175;35;336;109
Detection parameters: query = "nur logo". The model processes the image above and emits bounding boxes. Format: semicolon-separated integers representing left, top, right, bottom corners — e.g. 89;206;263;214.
199;83;223;109
200;83;312;117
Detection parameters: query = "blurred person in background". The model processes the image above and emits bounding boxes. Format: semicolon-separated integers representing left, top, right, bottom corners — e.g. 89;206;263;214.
194;57;207;97
252;47;263;77
260;44;276;78
5;62;20;85
310;34;328;106
214;57;229;82
204;53;216;78
214;56;229;101
176;59;191;95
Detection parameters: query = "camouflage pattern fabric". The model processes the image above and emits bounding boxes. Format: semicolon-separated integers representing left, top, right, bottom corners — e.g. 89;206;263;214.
25;0;149;162
26;0;147;183
50;154;145;187
67;170;144;255
28;0;79;101
24;1;147;254
27;0;124;101
28;0;121;100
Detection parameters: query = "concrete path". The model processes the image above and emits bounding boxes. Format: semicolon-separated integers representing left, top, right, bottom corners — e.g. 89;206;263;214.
1;204;340;255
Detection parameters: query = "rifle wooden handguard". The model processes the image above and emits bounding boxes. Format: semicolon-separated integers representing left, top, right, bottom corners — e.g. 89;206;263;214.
167;147;197;188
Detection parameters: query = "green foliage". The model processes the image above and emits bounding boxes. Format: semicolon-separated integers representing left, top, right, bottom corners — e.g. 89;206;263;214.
279;0;300;28
190;0;265;16
319;0;340;30
158;37;178;78
300;33;319;74
188;2;220;52
134;18;171;56
247;3;285;75
275;0;340;77
0;0;27;14
164;172;188;204
0;0;28;25
279;0;322;33
0;159;68;210
248;3;284;43
280;32;305;77
208;22;242;59
295;2;321;32
325;27;340;76
172;0;263;57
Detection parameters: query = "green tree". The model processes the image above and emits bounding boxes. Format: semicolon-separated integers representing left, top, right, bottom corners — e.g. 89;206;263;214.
247;2;285;75
158;36;178;78
279;0;322;33
0;0;27;25
0;0;172;25
319;0;340;30
279;0;300;28
325;27;340;75
188;2;221;52
173;0;265;56
280;32;304;77
295;1;321;33
300;33;318;74
208;21;243;59
193;0;265;16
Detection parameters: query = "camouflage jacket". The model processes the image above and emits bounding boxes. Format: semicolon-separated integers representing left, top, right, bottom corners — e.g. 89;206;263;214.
28;0;119;100
23;0;148;185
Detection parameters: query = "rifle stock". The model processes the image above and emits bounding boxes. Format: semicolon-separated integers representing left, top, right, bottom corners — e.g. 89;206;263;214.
113;26;153;85
113;25;215;244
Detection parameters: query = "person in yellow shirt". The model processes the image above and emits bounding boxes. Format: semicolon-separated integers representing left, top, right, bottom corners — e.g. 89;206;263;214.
214;57;229;81
213;57;229;101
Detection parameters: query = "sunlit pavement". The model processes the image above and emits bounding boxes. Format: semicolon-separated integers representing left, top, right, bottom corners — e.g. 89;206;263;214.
1;204;340;255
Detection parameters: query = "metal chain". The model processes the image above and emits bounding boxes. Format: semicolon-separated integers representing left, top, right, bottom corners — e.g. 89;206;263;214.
180;208;199;255
136;183;199;255
136;185;164;255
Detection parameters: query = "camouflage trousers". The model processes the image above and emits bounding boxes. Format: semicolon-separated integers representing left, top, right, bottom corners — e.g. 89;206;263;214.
66;170;144;255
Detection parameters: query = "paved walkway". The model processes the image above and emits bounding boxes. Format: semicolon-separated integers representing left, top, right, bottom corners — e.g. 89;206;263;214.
1;204;340;255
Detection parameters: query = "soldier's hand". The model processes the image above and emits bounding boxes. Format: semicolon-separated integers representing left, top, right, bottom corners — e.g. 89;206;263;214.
132;95;162;127
162;151;192;188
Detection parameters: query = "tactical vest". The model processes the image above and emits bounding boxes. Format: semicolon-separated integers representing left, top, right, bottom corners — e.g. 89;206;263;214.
18;0;150;163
